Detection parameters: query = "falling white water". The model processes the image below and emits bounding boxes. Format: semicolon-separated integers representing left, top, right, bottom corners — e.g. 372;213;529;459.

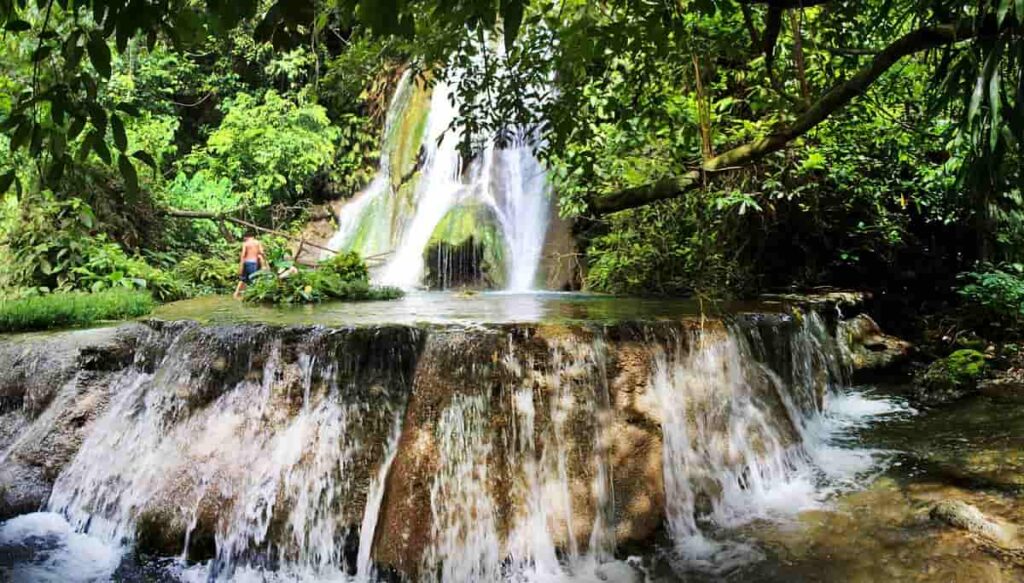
355;415;404;581
422;394;502;583
329;63;552;291
41;328;406;582
378;75;466;290
1;312;915;583
649;314;911;575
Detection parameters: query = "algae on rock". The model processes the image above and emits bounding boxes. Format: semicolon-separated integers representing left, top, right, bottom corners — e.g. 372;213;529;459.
423;202;507;289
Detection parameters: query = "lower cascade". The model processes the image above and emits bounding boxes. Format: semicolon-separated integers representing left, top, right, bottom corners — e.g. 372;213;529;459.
0;307;903;581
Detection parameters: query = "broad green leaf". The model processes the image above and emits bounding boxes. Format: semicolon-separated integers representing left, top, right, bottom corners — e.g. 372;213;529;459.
68;116;87;140
47;156;66;183
111;115;128;151
115;103;141;117
119;155;139;194
94;136;112;164
29;125;43;156
10;120;31;152
501;0;524;51
0;170;15;194
990;68;1002;150
4;19;31;32
998;0;1013;24
968;74;984;121
88;103;108;134
32;45;53;62
87;35;112;78
132;150;158;170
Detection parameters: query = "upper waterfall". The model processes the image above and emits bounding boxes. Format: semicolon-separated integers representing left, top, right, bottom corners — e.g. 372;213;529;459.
324;68;553;292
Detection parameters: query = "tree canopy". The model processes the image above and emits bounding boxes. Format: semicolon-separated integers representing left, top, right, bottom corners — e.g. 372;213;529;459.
0;0;1022;300
1;0;1021;215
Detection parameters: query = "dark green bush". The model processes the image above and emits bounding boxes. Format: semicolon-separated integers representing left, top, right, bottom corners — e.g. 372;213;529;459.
0;290;156;333
175;254;239;295
956;264;1024;333
243;267;402;304
319;251;370;283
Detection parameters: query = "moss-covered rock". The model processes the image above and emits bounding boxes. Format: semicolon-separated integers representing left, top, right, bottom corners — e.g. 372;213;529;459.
423;202;507;289
914;349;989;405
386;77;432;190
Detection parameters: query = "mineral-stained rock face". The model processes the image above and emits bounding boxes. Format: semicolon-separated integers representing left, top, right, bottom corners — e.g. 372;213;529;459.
0;325;148;519
839;313;913;376
0;306;869;580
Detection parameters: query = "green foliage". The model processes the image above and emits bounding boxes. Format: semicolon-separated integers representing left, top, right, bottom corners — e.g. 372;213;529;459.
0;290;155;334
66;240;185;301
0;195;96;291
946;349;990;381
585;196;746;297
174;254;239;295
243;268;403;305
185;91;340;207
319;251;370;283
0;194;183;301
957;264;1024;331
1;0;1021;305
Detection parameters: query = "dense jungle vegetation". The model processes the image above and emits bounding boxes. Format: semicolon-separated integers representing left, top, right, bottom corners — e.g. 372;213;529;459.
0;0;1022;334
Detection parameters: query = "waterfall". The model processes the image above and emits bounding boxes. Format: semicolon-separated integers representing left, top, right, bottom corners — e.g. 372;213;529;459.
0;309;908;582
326;68;552;292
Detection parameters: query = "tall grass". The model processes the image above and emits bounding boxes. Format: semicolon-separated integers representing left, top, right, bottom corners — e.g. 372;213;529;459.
0;290;155;333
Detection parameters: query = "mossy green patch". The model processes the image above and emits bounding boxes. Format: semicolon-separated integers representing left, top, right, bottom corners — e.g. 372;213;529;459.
424;203;507;289
387;76;432;190
915;349;990;404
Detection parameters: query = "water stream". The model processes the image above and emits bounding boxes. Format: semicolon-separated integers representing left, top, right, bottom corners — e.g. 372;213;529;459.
325;69;552;292
0;298;962;582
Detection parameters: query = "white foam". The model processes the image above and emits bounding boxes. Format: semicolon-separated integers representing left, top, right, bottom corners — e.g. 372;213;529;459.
0;512;123;582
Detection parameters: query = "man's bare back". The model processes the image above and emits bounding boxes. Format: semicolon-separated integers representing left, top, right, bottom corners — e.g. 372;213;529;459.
240;238;264;263
234;233;267;299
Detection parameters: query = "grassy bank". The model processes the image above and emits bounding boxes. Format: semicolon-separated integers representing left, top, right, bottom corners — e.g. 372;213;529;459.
0;290;155;333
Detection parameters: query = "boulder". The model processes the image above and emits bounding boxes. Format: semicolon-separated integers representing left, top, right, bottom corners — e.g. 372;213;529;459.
979;374;1024;402
930;499;1019;548
913;349;989;405
839;314;912;375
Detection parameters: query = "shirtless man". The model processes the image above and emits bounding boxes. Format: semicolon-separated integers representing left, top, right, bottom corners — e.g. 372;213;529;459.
233;231;267;299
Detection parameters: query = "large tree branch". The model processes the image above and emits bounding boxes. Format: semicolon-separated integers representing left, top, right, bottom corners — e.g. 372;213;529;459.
161;208;340;255
592;20;998;215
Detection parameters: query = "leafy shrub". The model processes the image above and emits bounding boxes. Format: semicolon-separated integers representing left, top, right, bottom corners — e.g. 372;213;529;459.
319;251;369;283
1;195;184;301
243;268;402;304
185;91;341;207
175;254;239;294
67;241;186;302
957;264;1024;332
0;195;95;290
0;290;155;333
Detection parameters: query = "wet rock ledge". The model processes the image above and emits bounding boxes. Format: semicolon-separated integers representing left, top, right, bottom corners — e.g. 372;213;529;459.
0;299;910;577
